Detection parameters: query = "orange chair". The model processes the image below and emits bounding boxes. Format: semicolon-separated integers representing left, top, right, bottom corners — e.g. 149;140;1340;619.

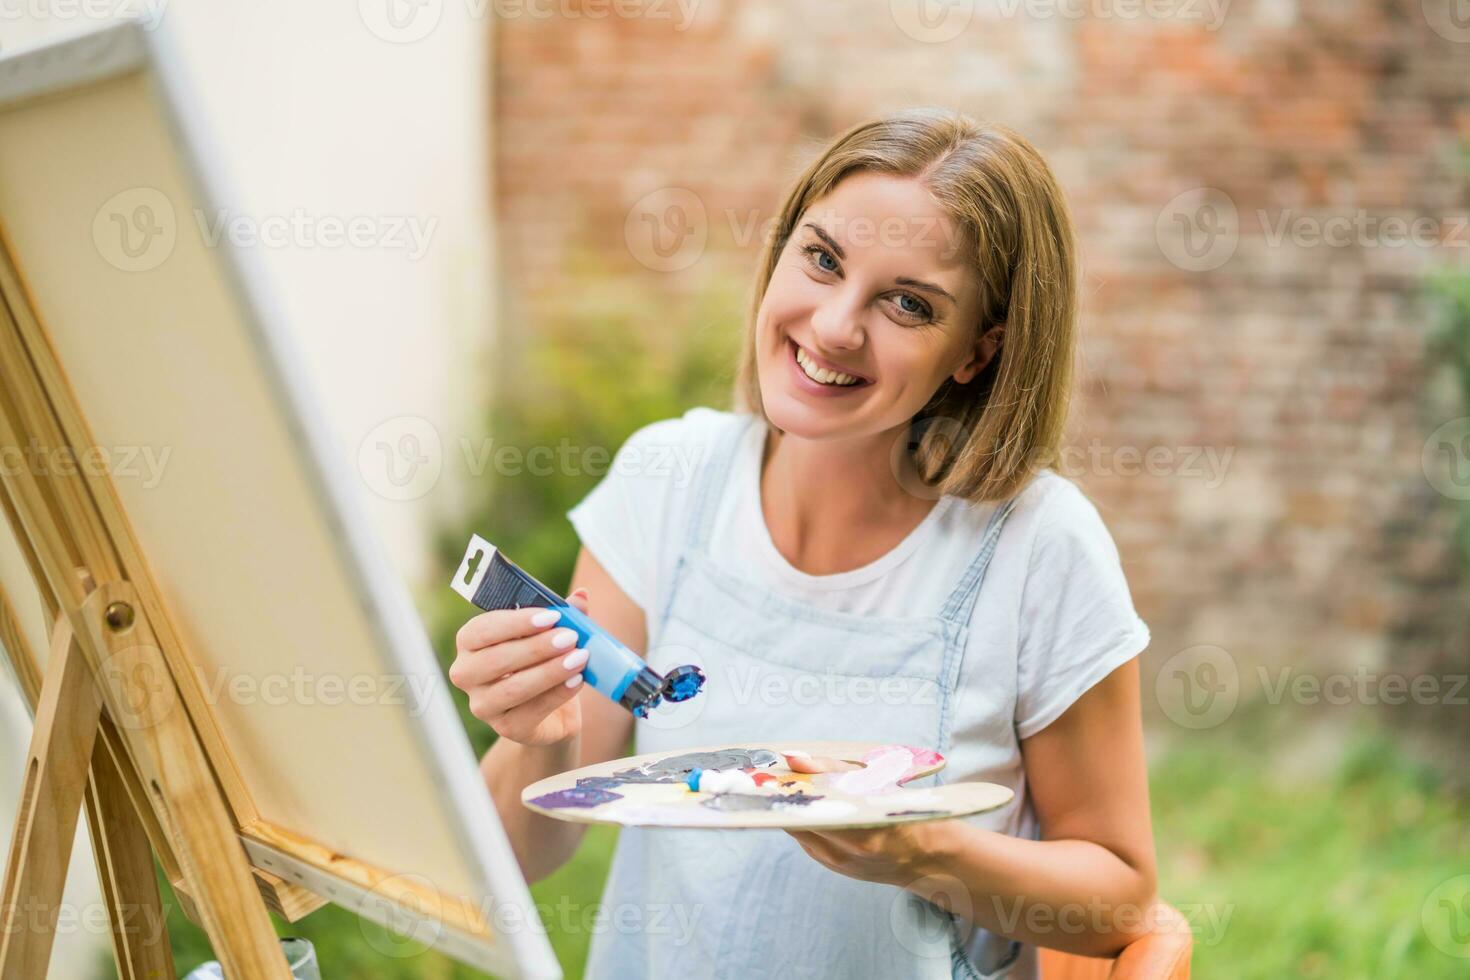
1039;902;1193;979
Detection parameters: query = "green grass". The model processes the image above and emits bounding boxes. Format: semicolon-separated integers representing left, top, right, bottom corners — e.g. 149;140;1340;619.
1151;719;1470;978
129;718;1470;978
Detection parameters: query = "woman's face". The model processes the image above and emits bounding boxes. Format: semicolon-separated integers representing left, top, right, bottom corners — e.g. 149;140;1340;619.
755;172;994;444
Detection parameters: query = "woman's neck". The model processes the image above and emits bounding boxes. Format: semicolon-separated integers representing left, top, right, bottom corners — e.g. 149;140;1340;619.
758;422;939;576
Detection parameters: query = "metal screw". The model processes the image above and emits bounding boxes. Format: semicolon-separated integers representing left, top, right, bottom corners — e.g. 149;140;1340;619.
104;601;134;632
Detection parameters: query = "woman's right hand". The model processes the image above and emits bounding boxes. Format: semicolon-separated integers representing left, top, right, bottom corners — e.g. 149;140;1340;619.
449;587;593;747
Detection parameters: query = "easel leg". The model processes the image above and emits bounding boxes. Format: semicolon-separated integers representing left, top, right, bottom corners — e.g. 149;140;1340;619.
1;585;176;975
77;582;292;980
83;730;175;980
0;618;102;980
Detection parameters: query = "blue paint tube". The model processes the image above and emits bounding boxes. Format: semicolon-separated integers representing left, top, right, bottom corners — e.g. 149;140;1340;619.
450;534;705;718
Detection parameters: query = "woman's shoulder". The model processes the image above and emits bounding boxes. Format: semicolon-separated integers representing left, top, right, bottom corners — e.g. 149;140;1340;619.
615;406;755;481
619;405;751;452
946;468;1125;564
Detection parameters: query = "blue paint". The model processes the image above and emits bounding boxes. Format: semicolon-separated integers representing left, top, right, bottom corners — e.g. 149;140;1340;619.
662;664;706;702
684;768;704;791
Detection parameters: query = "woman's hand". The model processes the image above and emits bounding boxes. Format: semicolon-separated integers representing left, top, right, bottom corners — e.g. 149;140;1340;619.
786;820;949;889
448;588;593;747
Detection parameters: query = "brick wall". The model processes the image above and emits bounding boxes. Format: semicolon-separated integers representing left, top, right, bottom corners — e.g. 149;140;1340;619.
490;0;1470;734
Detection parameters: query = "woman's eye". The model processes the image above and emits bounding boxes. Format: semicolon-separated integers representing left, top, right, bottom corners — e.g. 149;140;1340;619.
892;293;933;321
802;244;839;273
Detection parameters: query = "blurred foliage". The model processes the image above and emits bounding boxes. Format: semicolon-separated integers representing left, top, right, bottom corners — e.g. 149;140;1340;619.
1429;267;1470;566
1153;711;1470;979
1431;270;1470;412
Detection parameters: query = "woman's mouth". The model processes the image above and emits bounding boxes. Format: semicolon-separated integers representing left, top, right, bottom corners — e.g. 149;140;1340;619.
787;339;873;391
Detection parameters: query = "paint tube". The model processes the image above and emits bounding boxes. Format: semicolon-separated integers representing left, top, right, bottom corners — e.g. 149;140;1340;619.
451;533;705;718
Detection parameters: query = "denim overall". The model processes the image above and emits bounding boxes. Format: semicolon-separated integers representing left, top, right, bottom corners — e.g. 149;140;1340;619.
585;413;1022;980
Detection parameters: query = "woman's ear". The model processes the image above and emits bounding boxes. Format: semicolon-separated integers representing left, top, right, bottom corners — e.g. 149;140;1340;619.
952;323;1005;385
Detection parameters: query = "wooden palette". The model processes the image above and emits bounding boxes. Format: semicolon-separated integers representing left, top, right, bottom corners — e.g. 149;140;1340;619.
520;740;1014;830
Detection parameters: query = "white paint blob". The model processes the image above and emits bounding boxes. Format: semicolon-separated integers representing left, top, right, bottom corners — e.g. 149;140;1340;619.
696;769;758;794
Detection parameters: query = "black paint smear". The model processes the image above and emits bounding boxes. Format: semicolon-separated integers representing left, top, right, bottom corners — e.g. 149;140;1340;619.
883;809;949;817
701;790;825;812
529;787;624;809
588;748;783;788
573;776;628;791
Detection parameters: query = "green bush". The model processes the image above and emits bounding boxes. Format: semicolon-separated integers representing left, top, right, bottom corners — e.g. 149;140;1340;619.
1429;268;1470;566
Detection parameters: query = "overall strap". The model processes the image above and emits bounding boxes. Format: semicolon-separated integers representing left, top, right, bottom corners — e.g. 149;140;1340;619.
684;412;757;555
938;496;1019;627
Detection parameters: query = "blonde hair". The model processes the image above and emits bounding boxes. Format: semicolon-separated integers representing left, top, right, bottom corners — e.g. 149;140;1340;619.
734;107;1077;504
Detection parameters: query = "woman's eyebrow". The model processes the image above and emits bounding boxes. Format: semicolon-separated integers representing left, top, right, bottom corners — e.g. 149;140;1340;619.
803;222;846;260
894;277;956;303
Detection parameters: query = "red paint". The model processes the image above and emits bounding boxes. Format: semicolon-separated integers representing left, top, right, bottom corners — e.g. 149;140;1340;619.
751;772;778;786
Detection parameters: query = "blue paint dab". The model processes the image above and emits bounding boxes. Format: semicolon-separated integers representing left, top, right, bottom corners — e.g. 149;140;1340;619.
662;664;706;702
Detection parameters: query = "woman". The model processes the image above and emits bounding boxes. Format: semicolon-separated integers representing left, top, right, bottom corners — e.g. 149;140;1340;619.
450;107;1158;979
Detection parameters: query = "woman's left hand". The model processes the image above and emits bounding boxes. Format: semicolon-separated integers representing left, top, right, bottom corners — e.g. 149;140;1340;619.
786;821;949;888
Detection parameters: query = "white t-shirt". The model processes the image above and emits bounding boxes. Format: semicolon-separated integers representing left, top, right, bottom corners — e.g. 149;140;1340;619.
567;405;1150;927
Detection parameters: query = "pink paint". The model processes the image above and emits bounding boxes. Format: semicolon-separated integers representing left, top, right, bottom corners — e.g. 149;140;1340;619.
898;746;944;783
828;745;945;795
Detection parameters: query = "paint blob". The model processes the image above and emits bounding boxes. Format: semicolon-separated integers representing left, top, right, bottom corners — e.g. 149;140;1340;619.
662;664;706;702
573;775;629;791
605;748;782;786
827;747;914;795
529;787;623;809
701;790;825;812
695;769;758;794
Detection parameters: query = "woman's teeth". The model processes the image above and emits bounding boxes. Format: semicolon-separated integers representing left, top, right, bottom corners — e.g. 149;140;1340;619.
795;346;862;386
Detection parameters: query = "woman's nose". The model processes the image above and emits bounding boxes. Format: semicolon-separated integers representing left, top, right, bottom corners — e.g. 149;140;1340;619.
810;293;865;350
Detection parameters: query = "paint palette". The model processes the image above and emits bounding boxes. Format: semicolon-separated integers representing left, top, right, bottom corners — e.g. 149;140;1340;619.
520;740;1014;830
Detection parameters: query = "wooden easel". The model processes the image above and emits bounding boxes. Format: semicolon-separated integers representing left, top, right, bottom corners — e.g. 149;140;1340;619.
0;228;322;977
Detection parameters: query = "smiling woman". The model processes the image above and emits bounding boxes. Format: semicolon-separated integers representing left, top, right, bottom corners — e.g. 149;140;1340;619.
453;107;1159;980
738;117;1077;507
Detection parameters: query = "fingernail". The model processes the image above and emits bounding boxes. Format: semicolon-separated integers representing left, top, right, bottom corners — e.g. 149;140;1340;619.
564;674;584;689
531;609;561;628
550;628;578;650
562;648;589;671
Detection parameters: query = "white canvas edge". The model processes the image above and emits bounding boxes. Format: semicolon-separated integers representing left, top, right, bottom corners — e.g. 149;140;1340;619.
0;20;560;980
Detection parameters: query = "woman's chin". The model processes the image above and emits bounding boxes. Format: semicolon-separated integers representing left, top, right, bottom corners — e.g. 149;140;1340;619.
760;388;852;439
